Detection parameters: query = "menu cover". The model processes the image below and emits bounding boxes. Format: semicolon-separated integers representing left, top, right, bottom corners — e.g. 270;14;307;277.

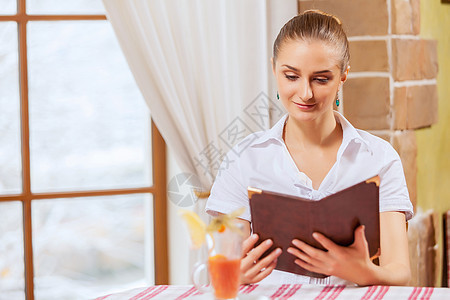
248;176;380;278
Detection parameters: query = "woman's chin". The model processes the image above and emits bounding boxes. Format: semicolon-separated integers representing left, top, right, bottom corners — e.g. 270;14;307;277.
288;109;319;121
286;106;334;124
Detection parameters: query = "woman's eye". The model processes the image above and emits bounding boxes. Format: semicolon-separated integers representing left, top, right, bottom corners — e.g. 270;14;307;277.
314;78;329;83
285;75;298;81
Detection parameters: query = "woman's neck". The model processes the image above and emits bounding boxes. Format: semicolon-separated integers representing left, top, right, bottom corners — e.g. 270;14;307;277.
283;110;341;150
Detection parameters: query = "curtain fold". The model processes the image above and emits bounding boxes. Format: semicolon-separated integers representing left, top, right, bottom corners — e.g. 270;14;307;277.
103;0;297;282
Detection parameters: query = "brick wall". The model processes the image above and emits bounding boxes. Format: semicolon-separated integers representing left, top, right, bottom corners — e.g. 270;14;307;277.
298;0;439;208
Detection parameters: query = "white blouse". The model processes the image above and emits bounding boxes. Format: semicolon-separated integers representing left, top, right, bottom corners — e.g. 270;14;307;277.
205;111;413;285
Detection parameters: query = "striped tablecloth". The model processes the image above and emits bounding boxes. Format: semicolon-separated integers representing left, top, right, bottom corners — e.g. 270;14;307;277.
95;284;450;299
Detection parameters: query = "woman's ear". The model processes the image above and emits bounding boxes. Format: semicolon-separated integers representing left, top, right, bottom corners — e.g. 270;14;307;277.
341;65;350;83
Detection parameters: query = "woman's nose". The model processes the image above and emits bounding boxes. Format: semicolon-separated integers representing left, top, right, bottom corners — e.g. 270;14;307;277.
299;79;313;101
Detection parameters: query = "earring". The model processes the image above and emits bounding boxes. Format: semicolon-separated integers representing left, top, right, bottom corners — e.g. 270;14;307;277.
277;91;279;100
335;98;340;107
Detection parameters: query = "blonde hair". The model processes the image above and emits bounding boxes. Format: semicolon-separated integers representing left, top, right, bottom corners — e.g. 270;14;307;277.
273;10;350;73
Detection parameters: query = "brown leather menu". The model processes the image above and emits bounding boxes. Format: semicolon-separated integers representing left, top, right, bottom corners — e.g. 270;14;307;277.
248;176;380;278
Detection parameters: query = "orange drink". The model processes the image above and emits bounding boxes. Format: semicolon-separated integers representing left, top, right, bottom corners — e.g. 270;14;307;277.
191;219;244;300
208;254;241;299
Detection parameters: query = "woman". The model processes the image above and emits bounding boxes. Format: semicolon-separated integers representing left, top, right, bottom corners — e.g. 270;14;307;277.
205;10;413;286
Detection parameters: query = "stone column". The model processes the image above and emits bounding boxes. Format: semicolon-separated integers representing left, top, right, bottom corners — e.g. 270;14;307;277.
298;0;439;209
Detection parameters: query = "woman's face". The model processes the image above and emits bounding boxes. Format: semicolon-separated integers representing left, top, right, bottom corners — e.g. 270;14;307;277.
273;39;347;123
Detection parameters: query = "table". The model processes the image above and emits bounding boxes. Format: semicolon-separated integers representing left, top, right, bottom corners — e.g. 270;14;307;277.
95;284;450;299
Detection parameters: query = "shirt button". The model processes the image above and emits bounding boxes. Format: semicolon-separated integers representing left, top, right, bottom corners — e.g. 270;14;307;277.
310;190;323;200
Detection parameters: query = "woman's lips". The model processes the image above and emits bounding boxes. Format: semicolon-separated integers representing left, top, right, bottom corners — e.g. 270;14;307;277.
293;101;316;110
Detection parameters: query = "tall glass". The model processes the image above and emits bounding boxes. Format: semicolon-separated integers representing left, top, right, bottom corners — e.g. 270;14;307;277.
192;224;243;300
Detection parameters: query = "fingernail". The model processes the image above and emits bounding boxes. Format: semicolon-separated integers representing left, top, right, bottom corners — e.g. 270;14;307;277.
252;234;258;240
265;239;273;245
287;248;292;254
275;248;282;254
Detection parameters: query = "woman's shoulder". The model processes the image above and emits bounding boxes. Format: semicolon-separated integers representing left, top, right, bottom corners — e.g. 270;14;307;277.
355;129;400;160
356;129;390;146
336;111;397;156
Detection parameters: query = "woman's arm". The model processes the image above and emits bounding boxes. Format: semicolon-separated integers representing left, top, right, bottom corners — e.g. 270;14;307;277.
287;211;411;286
366;211;411;285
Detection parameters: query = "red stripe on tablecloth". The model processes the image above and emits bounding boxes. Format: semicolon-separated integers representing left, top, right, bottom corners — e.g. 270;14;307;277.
408;287;418;300
240;284;253;293
421;287;434;300
192;284;210;296
360;285;378;300
280;284;302;299
141;285;169;300
314;285;333;300
327;285;345;300
95;294;111;300
408;287;422;300
129;287;158;300
193;288;206;296
174;286;197;300
242;284;259;294
270;284;290;298
239;285;248;292
373;285;389;300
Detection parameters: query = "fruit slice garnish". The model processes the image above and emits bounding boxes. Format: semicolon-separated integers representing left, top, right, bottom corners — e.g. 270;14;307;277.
179;209;207;249
218;224;226;233
206;207;246;235
179;207;245;248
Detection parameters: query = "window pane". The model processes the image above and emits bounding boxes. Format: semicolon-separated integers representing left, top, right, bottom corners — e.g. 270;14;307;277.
27;0;105;15
32;194;154;300
0;22;21;194
28;21;152;193
0;0;16;14
0;201;25;300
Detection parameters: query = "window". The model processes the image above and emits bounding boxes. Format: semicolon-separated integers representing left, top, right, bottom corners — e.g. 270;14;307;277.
0;1;167;299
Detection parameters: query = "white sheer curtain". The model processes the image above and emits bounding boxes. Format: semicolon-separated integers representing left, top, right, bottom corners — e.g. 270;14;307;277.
103;0;296;281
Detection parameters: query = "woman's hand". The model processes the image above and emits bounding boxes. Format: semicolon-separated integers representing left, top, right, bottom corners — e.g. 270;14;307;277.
240;233;282;284
287;225;375;285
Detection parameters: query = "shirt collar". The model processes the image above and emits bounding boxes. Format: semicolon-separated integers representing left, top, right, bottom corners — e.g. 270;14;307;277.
251;114;288;146
251;111;371;153
334;111;372;153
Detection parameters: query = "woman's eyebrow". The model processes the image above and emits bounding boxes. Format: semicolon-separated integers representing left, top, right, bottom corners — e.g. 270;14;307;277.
282;64;332;74
282;64;299;71
313;70;332;74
